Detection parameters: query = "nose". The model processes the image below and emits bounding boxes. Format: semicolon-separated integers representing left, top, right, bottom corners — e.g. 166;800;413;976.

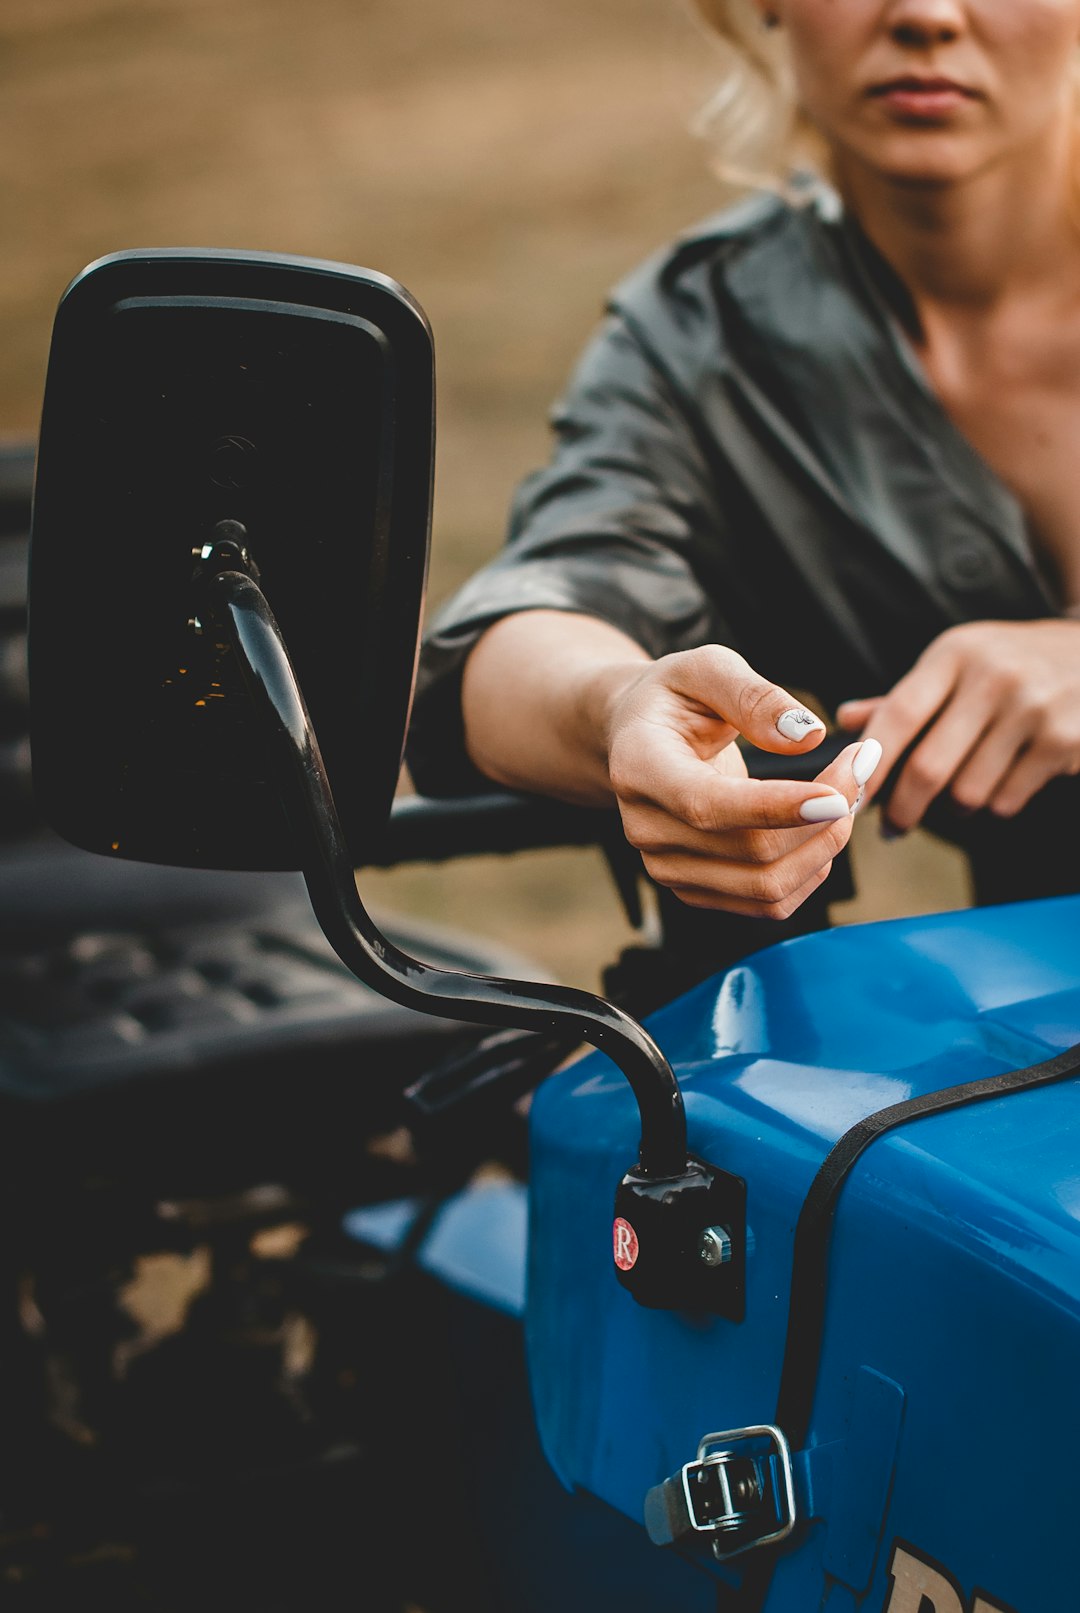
883;0;965;48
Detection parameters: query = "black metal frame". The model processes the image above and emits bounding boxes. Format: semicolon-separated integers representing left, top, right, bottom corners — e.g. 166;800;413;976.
207;558;690;1183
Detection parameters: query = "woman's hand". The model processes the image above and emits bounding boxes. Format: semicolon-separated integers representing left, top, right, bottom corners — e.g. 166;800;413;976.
463;614;880;919
837;619;1080;831
603;645;880;918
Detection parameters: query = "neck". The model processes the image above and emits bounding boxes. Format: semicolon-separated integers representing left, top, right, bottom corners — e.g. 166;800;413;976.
834;115;1080;314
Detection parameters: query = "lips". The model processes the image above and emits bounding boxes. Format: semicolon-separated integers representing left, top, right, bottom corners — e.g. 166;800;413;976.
869;75;978;98
867;75;980;121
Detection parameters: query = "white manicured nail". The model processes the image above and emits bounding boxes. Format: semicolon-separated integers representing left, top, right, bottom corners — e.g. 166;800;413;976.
850;786;865;816
777;707;826;742
799;792;850;823
852;737;882;787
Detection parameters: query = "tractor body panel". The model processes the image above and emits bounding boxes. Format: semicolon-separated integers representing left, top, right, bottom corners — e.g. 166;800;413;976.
528;895;1080;1609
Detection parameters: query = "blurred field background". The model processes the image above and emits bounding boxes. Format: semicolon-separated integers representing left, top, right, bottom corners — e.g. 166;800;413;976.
1;0;969;987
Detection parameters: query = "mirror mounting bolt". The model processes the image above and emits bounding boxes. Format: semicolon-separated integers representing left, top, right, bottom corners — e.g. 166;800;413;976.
191;522;261;601
699;1225;733;1267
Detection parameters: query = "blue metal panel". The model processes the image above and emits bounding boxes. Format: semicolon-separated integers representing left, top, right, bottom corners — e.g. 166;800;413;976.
343;1182;528;1316
527;895;1080;1608
341;1190;718;1611
819;1368;905;1594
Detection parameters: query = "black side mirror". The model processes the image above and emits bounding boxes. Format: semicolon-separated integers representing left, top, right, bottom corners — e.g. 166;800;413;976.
30;248;433;870
30;250;738;1315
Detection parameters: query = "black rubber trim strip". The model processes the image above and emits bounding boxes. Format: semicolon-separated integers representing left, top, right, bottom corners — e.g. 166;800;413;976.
725;1036;1080;1613
775;1037;1080;1449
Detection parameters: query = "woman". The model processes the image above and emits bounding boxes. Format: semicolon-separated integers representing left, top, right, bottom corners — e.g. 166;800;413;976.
408;0;1080;921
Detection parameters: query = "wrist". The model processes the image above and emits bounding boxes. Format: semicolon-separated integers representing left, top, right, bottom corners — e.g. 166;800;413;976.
577;658;653;773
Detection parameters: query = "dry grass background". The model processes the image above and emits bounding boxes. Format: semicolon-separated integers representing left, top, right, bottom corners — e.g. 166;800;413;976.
1;0;969;987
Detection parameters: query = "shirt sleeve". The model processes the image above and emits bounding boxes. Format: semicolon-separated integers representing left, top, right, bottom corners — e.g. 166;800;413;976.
406;310;732;796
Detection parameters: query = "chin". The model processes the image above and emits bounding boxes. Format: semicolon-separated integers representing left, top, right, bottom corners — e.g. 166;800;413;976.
849;130;989;190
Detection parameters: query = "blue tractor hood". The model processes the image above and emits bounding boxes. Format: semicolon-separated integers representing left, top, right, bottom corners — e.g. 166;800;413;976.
527;895;1080;1611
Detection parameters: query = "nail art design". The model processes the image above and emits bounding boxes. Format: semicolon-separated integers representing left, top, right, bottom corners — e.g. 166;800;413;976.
777;707;826;742
799;793;850;824
852;737;882;787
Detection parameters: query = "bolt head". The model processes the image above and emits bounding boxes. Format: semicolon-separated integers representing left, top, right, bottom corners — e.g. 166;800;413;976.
698;1225;732;1268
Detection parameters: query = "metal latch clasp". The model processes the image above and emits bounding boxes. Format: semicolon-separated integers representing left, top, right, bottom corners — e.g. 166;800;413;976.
645;1424;797;1562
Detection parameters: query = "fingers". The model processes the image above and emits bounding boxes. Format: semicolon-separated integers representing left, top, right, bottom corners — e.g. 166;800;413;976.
857;652;960;809
642;821;848;911
880;694;1077;831
881;693;999;830
667;646;828;756
621;739;882;919
815;736;882;814
668;857;834;918
873;628;1073;828
844;621;1080;834
622;762;850;837
835;697;878;731
938;719;1029;816
989;734;1080;818
621;799;834;861
970;701;1080;818
612;719;851;832
986;746;1051;819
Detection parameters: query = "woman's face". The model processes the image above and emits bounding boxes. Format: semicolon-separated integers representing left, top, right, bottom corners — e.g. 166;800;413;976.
768;0;1080;187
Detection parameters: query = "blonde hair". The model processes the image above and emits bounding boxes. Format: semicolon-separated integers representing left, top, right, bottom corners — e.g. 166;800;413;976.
689;0;1080;203
687;0;822;201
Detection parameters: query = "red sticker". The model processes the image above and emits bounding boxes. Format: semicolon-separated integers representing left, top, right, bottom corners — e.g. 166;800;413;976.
613;1216;639;1271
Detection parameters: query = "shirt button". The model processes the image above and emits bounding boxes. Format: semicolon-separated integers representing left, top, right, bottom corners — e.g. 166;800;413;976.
940;539;996;590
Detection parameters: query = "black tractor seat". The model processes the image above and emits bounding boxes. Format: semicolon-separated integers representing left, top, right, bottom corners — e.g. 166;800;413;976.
0;831;535;1208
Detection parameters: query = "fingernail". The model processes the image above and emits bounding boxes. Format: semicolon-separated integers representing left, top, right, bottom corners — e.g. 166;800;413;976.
850;786;865;816
852;737;883;787
777;707;826;742
880;819;907;842
800;791;850;823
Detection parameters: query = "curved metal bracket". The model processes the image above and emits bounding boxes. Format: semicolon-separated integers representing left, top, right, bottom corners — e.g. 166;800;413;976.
206;566;689;1181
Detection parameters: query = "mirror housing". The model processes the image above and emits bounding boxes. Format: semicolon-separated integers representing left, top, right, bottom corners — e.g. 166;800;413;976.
30;248;433;870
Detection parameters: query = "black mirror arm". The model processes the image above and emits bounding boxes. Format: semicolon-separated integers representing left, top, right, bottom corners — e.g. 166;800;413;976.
207;567;688;1182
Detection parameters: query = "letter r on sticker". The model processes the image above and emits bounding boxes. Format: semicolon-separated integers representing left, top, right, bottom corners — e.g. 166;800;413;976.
613;1216;638;1270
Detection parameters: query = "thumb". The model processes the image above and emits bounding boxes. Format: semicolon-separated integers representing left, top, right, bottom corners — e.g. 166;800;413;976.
669;646;828;755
